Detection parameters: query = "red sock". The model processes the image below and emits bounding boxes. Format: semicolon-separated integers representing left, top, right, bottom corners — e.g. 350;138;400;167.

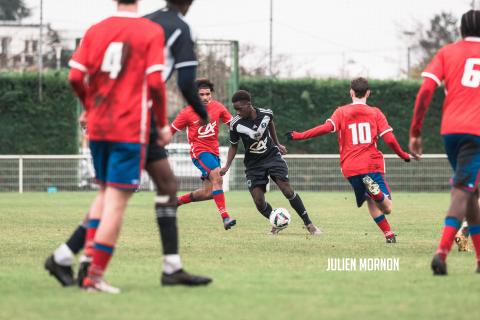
470;225;480;267
370;191;385;202
212;190;229;219
87;242;114;280
436;216;461;261
177;193;193;206
373;214;393;238
84;219;100;256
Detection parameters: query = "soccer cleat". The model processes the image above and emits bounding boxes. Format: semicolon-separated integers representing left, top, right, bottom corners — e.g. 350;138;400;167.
306;223;322;236
386;235;397;243
161;269;212;286
431;254;447;275
44;255;75;287
223;217;237;230
77;255;92;287
362;175;381;197
82;277;121;294
455;233;469;252
269;226;283;235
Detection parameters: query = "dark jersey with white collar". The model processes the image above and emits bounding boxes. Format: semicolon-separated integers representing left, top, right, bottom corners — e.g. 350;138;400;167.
229;107;281;168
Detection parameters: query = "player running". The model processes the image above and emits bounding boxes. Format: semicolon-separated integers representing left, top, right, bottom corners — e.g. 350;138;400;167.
172;79;236;230
287;77;412;243
221;90;322;236
66;0;168;293
409;10;480;275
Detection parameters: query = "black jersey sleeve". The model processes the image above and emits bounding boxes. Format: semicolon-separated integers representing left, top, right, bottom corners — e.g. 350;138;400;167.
229;119;240;144
171;24;198;69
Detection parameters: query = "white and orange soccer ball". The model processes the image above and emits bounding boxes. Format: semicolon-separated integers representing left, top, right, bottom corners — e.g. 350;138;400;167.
269;208;291;230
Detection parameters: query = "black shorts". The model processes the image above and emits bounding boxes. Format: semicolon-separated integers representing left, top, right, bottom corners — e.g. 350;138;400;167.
245;156;289;190
146;127;168;163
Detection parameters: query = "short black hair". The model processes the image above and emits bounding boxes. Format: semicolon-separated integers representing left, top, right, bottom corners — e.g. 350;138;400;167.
350;77;369;98
196;78;214;91
461;10;480;38
166;0;194;5
231;90;251;103
116;0;137;4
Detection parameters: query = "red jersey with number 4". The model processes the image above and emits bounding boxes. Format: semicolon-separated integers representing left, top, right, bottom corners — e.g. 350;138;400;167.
422;37;480;136
328;103;393;177
171;100;232;158
69;13;165;143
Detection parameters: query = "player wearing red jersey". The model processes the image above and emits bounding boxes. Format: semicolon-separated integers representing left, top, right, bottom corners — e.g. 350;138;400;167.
66;0;167;293
172;79;236;230
409;10;480;275
287;78;412;243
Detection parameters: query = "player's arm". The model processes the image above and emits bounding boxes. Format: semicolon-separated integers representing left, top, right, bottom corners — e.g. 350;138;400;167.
177;67;208;124
287;121;334;140
382;131;411;162
409;77;437;158
220;143;238;176
268;121;287;155
69;68;87;108
170;110;187;136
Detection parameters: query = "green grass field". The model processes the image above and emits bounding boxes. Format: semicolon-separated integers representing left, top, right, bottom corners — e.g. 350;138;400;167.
1;191;479;320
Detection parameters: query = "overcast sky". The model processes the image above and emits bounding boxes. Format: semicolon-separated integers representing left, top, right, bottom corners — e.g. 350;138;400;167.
24;0;475;79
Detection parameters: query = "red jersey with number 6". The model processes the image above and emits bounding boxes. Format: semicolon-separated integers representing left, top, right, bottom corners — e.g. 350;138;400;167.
328;103;393;177
171;100;232;159
69;13;165;143
421;37;480;136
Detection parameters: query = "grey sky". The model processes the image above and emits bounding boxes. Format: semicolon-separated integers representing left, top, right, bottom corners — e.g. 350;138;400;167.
24;0;475;79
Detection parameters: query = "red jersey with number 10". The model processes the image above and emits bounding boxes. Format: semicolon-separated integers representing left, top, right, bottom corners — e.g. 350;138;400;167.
422;37;480;136
328;103;393;177
69;13;165;143
171;100;232;159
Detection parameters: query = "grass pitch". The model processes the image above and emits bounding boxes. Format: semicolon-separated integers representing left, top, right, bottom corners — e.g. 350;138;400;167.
0;191;479;320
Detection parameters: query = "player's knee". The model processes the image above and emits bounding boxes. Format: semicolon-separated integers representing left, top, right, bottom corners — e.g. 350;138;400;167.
254;198;266;210
209;168;223;185
383;203;392;214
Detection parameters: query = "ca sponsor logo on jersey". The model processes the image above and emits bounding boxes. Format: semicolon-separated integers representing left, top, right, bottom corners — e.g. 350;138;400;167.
249;137;268;154
197;121;217;138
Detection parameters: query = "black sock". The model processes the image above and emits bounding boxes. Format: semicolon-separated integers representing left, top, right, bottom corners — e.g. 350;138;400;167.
155;205;179;255
259;202;273;219
288;193;312;225
65;225;86;254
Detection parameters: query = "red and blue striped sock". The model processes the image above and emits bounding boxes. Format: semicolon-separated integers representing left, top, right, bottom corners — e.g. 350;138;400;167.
469;224;480;268
213;190;229;220
84;219;100;256
88;242;115;280
436;216;461;261
373;214;394;238
177;193;193;206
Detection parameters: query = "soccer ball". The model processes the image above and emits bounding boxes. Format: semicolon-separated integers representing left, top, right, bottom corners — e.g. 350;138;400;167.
269;208;291;229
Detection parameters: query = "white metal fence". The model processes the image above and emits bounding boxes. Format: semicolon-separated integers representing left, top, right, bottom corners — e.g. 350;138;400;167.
0;154;451;193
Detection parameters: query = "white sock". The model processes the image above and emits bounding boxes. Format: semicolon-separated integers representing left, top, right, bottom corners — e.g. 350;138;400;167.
53;243;74;266
163;254;182;274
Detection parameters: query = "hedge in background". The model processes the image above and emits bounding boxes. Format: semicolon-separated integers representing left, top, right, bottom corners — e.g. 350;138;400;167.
0;72;78;154
239;78;445;154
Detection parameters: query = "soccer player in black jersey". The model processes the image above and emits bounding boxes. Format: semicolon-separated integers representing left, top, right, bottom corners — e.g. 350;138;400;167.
45;0;211;287
221;90;322;235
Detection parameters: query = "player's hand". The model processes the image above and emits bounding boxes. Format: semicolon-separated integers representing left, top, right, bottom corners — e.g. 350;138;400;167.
408;136;422;160
278;144;287;155
79;111;87;130
220;166;229;176
156;126;172;147
285;131;294;141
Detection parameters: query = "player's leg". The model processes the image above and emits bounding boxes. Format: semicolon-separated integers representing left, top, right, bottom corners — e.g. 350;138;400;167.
249;185;279;235
366;198;396;243
269;157;321;235
177;179;213;205
455;219;470;252
431;134;478;275
82;141;141;293
146;146;212;286
362;173;392;214
466;190;480;273
44;214;88;286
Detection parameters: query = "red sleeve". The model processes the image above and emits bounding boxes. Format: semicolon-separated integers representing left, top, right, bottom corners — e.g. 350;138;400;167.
171;109;189;132
421;49;444;86
147;72;167;127
376;109;393;137
328;108;342;132
291;121;334;140
145;27;165;76
220;103;233;124
68;68;87;108
382;131;410;160
68;29;90;73
409;77;438;137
